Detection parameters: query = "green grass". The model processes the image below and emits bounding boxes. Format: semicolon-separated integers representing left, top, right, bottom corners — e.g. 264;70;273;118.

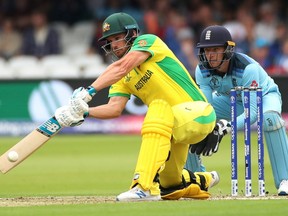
0;200;286;216
0;133;287;215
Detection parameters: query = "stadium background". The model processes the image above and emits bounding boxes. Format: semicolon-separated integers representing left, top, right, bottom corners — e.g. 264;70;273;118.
1;0;288;135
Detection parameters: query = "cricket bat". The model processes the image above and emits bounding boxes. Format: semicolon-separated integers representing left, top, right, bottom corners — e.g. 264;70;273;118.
0;116;62;174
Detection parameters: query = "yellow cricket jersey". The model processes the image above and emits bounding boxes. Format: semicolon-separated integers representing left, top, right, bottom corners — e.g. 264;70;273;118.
109;34;207;106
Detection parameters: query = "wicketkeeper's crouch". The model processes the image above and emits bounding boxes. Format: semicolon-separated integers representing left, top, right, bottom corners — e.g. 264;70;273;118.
55;12;229;201
191;25;288;196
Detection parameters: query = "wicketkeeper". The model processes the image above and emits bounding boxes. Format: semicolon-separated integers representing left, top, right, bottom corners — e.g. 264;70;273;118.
188;25;288;196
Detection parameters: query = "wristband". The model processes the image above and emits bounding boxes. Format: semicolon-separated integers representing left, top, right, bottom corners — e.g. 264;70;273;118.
83;111;89;118
87;86;97;97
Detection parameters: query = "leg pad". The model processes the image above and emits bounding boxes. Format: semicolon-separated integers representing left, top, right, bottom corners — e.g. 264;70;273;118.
130;99;174;194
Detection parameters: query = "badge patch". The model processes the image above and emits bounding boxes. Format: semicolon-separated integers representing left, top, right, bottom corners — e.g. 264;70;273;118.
210;76;220;88
250;80;258;87
138;40;147;47
103;22;110;32
205;30;211;40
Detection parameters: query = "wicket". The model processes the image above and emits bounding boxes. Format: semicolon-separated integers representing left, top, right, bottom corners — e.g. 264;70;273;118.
230;86;265;196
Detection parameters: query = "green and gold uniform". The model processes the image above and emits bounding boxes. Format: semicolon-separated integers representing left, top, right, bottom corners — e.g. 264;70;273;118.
110;34;207;106
109;34;216;199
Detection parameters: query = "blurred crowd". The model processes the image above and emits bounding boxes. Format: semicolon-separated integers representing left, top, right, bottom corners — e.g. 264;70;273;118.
1;0;288;77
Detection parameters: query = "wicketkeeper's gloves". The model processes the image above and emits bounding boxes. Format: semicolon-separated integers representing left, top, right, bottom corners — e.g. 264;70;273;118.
189;119;231;156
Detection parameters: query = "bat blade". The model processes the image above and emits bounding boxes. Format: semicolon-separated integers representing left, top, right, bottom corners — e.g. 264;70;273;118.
0;116;62;174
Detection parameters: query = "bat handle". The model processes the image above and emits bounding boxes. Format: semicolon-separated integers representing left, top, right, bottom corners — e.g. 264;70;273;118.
37;116;62;137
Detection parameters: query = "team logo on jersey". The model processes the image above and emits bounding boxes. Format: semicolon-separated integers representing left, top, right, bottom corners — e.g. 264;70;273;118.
209;76;220;88
205;30;211;40
250;80;258;87
138;40;147;47
102;22;110;32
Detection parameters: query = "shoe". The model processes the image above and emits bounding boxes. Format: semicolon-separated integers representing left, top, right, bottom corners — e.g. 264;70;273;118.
194;171;220;190
116;185;161;201
278;180;288;196
209;171;220;188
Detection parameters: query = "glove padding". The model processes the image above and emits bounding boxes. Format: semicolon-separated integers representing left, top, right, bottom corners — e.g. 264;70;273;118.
55;100;88;127
189;119;231;156
69;98;89;117
71;86;97;103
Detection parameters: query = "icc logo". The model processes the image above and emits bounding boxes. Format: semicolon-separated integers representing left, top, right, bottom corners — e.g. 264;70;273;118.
244;96;249;103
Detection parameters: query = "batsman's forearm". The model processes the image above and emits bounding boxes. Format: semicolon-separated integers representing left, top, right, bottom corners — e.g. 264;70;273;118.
90;51;148;91
88;105;122;119
90;62;130;91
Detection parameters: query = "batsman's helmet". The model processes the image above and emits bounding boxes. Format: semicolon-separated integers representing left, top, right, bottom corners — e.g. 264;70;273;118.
197;25;235;69
98;12;140;41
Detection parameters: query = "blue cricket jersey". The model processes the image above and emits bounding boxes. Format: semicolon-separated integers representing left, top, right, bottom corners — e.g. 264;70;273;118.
195;52;281;129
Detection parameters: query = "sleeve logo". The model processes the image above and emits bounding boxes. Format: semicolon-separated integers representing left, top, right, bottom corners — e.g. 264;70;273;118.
138;40;147;47
250;80;258;87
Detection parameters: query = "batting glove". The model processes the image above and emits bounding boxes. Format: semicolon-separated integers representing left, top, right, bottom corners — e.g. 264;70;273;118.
55;105;87;127
69;98;89;117
189;119;231;156
71;86;97;103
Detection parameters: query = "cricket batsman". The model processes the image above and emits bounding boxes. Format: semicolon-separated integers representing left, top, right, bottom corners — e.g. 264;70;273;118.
54;13;230;201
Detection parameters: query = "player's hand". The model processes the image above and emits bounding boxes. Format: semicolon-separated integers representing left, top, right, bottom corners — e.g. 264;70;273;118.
189;119;231;156
69;98;89;117
55;105;87;127
71;86;97;103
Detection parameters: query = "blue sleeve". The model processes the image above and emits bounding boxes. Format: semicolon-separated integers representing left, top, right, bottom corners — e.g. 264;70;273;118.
195;66;213;103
